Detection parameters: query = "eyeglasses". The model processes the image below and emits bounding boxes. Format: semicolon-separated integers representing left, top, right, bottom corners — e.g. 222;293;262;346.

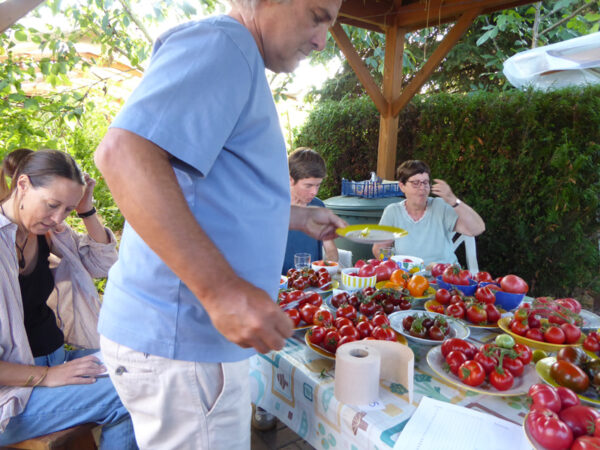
406;180;430;188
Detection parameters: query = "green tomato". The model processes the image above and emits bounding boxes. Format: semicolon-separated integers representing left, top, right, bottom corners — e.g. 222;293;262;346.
495;334;515;349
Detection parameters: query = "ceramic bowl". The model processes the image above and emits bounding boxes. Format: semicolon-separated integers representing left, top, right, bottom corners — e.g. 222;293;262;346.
341;268;377;290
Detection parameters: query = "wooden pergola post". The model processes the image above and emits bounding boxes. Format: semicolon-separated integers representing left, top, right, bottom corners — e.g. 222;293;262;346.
0;0;45;34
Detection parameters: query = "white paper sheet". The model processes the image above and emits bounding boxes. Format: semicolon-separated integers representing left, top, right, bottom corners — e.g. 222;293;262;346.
393;397;532;450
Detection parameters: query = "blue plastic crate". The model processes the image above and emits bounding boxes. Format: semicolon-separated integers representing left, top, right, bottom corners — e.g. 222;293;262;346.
341;179;404;199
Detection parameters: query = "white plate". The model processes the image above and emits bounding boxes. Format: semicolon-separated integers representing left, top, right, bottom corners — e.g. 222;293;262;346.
388;310;470;345
336;224;408;244
426;346;541;396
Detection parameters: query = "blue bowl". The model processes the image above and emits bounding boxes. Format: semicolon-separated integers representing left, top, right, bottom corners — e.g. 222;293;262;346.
435;276;477;296
494;290;524;311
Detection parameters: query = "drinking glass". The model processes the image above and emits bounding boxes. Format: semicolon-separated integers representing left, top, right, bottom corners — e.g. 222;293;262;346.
294;253;311;270
379;246;394;261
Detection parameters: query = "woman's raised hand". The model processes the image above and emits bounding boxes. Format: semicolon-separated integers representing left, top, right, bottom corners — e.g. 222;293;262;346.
75;173;96;215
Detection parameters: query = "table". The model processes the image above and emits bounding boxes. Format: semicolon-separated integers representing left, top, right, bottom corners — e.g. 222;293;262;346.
249;327;532;450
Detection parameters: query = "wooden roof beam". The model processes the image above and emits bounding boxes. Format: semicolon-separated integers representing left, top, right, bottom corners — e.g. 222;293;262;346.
0;0;45;34
330;22;388;116
391;8;481;117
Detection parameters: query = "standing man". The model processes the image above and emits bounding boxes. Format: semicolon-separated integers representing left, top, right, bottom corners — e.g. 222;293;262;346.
283;147;339;274
94;0;344;448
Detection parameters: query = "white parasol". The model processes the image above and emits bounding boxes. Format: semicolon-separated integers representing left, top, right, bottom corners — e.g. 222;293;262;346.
503;32;600;90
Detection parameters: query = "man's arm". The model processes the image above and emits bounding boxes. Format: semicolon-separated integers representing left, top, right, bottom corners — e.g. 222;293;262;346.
322;239;338;263
289;205;346;241
95;128;293;353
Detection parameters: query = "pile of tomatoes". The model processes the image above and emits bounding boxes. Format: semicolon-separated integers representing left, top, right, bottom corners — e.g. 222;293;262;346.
428;286;502;326
331;287;413;317
285;267;331;290
527;383;600;449
507;297;584;345
353;258;399;282
278;289;325;327
441;335;532;391
402;313;450;341
307;311;397;354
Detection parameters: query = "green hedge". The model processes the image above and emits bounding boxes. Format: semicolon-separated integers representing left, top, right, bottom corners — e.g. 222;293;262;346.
294;87;600;299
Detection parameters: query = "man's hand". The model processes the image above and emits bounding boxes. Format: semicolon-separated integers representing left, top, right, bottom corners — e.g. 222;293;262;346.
290;205;347;241
204;277;294;353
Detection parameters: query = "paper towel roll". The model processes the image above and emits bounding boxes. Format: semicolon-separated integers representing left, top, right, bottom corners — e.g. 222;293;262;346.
334;342;381;405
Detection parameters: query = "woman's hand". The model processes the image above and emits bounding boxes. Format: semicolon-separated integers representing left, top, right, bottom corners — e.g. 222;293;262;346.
75;173;96;215
431;179;457;206
43;355;106;387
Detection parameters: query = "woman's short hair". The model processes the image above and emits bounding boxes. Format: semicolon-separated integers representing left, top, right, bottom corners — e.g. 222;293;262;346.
0;149;84;202
396;160;431;184
288;147;327;182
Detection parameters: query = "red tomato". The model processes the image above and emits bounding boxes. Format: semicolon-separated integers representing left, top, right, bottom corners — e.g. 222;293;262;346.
358;264;376;277
359;300;378;317
474;351;498;374
556;386;580;410
559;406;600;438
560;322;582;344
428;302;445;314
442;265;461;285
544;326;566;345
313;309;334;327
526;408;573;450
502;356;524;377
435;288;452;305
466;304;487;325
371;314;390;328
583;335;600;353
572;436;600;450
331;292;350;309
445;350;468;376
381;259;398;271
458;360;485;387
474;286;496;304
356;320;373;338
441;338;478;359
304;291;323;307
338;335;358;347
550;360;590;393
285;309;301;327
510;319;529;336
307;325;326;345
446;303;465;319
431;263;449;278
484;303;501;324
489;367;514;391
555;297;582;314
513;343;533;365
338;324;361;341
372;325;396;341
322;329;341;354
299;304;319;325
449;294;464;305
334;316;353;330
525;327;544;342
473;271;493;283
336;304;357;321
500;274;529;294
528;383;562;413
354;259;367;268
374;263;394;282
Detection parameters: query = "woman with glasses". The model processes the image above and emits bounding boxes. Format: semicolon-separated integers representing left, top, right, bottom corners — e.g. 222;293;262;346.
372;160;485;266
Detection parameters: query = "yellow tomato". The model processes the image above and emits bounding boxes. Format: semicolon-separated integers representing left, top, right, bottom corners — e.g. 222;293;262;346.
407;274;429;297
390;269;408;288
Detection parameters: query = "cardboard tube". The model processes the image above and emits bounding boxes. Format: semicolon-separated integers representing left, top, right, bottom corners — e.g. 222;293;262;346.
334;342;381;405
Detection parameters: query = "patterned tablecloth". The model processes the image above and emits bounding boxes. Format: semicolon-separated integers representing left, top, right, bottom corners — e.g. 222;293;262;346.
250;327;535;450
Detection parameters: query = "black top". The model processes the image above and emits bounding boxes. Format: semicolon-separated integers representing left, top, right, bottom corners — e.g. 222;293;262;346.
18;234;64;357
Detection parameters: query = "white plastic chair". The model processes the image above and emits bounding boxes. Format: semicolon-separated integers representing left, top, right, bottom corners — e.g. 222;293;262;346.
452;233;479;274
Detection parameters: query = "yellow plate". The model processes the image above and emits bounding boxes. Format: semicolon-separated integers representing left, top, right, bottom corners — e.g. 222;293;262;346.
336;224;408;244
427;345;539;396
304;329;407;360
535;356;600;406
498;317;585;352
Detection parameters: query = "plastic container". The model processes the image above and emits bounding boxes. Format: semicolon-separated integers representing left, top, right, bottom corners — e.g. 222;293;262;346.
312;260;339;276
342;179;403;198
494;290;525;311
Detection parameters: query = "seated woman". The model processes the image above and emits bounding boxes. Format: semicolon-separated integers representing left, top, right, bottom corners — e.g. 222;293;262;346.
372;160;485;266
0;149;136;448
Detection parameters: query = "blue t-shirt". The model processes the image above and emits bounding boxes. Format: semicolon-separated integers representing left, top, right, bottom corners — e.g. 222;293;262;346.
282;198;324;274
378;197;458;266
98;16;290;363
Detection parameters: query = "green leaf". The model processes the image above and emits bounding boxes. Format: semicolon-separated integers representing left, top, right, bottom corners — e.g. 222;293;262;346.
24;98;39;110
14;30;28;41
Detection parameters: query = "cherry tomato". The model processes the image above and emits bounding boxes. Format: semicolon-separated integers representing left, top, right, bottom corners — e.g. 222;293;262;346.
338;324;361;341
334;316;353;330
362;286;376;296
502;356;524;377
299;303;319;325
435;288;452;306
544;326;566;344
484;303;501;324
446;303;465;319
427;325;445;341
322;329;341;354
359;300;377;317
513;343;533;365
474;351;498;374
489;367;514;391
307;325;326;345
285;309;301;327
510;319;529;336
526;408;573;450
336;304;357;321
356;320;373;338
304;291;323;307
458;360;485;387
475;286;495;304
445;350;468;376
371;314;390;328
338;335;358;347
441;338;478;359
313;309;334;327
525;327;544;342
428;301;445;314
372;325;396;341
331;292;350;309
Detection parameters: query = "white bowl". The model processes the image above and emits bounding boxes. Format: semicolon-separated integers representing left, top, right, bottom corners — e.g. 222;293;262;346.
391;255;425;272
341;268;377;290
311;260;339;276
280;276;288;290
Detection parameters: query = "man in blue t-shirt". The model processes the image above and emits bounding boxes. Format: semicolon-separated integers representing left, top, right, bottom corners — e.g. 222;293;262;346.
94;0;344;448
283;148;339;274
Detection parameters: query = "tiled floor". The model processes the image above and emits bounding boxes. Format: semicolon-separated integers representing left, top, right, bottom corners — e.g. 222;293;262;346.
251;419;314;450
